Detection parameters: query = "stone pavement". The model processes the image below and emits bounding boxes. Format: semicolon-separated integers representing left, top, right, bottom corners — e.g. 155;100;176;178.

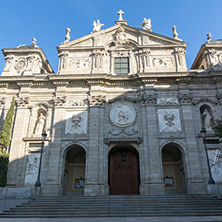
0;217;222;222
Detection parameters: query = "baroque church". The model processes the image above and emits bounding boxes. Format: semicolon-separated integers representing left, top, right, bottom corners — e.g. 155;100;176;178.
1;11;222;197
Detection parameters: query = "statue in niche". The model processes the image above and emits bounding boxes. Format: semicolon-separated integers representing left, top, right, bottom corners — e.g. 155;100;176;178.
34;113;46;135
203;108;213;131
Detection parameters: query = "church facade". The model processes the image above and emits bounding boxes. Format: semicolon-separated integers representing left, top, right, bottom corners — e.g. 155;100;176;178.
1;12;222;196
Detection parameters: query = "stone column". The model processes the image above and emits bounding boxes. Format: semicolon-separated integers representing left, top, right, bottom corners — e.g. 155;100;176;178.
179;92;207;194
43;92;66;196
7;97;31;187
85;95;106;196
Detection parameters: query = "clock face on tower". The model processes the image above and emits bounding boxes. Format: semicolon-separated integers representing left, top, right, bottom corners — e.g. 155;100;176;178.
109;104;136;127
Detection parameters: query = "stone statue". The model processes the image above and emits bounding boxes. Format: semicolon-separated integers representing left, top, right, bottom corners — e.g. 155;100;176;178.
203;108;213;130
93;20;104;32
34;113;46;135
141;18;152;31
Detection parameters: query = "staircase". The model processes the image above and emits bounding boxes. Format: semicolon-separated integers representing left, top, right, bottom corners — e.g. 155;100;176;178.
0;195;222;218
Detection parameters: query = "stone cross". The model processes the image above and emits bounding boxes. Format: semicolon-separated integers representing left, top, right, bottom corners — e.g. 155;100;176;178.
118;10;124;21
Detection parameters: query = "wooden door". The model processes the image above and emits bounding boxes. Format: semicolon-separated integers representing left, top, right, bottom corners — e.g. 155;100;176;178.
109;149;139;195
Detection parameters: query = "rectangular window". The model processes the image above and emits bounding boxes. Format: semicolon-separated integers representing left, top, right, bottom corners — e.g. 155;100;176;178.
115;57;129;75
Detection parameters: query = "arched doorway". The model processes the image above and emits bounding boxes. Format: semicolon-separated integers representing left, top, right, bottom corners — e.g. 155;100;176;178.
64;145;86;195
109;144;140;195
162;143;186;194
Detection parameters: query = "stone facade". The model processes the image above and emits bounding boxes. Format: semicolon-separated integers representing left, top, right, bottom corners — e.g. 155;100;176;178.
1;14;222;196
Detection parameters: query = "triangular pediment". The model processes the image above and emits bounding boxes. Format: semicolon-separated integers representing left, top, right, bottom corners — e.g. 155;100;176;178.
57;24;187;50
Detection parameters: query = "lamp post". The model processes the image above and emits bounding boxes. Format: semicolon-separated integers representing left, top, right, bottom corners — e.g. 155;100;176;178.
35;131;47;187
200;127;215;184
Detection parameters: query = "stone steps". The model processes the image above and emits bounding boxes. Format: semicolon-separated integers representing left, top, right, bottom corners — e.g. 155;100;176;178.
0;195;222;218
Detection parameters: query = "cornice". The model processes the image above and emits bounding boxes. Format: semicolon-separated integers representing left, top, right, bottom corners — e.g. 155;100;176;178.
0;72;222;88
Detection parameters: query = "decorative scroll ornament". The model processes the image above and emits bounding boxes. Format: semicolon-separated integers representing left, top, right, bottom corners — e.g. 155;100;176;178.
110;104;136;128
115;27;127;45
178;93;193;104
16;97;30;107
109;122;138;136
53;96;66;106
88;95;106;106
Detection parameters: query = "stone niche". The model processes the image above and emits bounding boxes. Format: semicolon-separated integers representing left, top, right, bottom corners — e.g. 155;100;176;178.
2;46;53;76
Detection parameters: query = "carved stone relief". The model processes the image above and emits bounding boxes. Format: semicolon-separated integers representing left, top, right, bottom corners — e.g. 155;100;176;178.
65;110;87;134
157;97;179;105
174;48;186;66
53;96;66;107
88;95;106;106
110;103;136;128
58;51;68;70
208;149;222;183
158;109;182;133
153;57;173;67
3;54;15;72
114;27;127;45
16;97;30;107
67;99;88;107
109;122;138;136
24;153;40;185
178;93;193;104
69;58;91;69
139;93;157;105
93;50;107;69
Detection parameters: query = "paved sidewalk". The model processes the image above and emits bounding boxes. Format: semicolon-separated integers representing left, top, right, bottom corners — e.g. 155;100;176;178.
0;217;222;222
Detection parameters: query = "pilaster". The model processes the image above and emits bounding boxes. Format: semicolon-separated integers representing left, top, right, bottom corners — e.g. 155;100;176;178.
179;92;207;194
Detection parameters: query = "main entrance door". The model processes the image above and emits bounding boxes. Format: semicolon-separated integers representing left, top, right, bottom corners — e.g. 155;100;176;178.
109;145;140;195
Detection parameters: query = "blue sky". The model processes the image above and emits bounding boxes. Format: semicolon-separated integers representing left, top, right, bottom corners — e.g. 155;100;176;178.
0;0;221;73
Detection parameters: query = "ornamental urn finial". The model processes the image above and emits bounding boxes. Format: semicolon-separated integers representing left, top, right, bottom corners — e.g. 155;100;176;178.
32;38;37;47
207;32;212;41
62;28;71;44
172;25;182;41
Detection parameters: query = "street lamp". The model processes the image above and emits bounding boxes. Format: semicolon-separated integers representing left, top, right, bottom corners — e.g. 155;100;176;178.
200;127;215;184
35;131;47;187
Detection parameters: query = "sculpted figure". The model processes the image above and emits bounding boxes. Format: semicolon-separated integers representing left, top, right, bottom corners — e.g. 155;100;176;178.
141;18;152;31
34;113;46;134
93;20;104;32
203;108;213;130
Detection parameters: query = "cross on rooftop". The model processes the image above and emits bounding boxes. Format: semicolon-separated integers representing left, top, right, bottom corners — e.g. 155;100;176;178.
118;10;124;21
